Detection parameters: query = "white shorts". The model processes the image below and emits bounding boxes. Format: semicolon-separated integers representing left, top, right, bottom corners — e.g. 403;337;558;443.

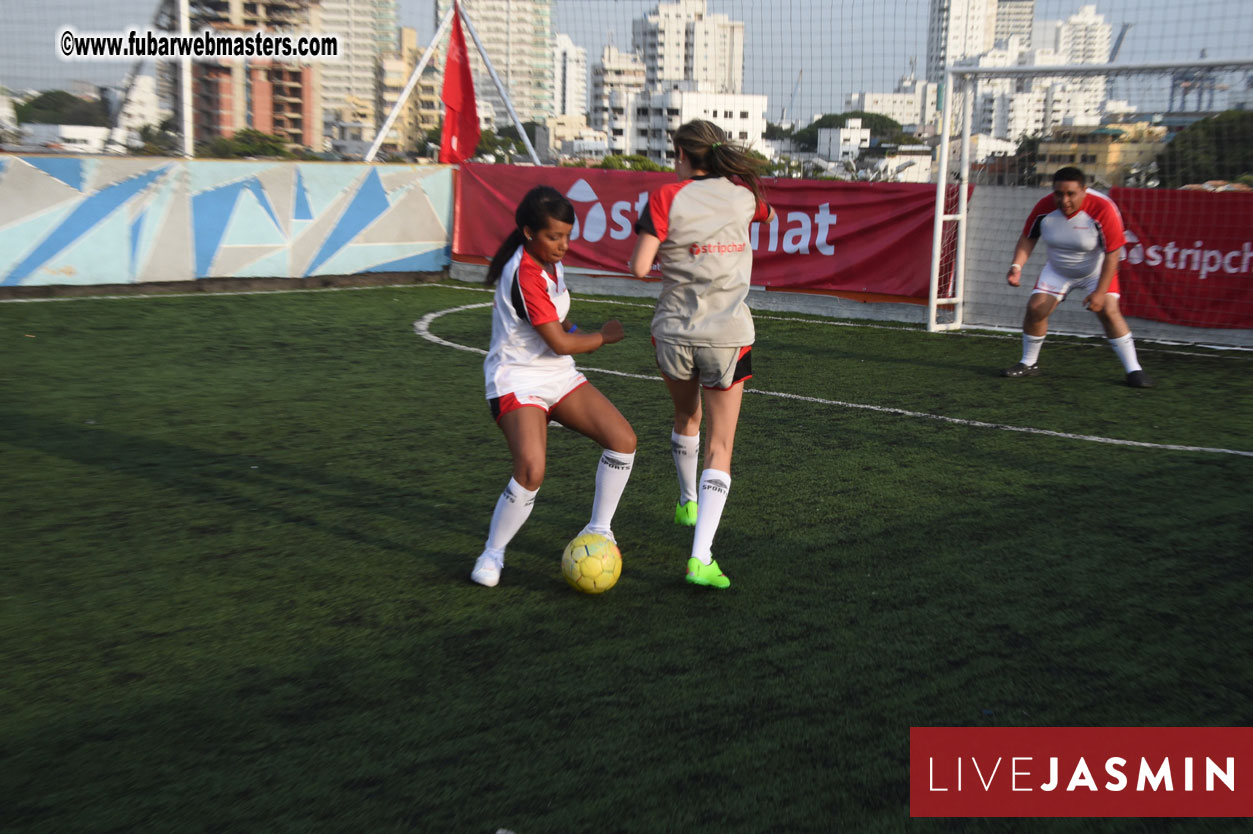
1031;263;1121;301
488;366;588;422
654;339;753;390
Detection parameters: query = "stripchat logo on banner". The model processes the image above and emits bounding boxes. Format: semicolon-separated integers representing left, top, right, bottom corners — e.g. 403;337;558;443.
910;727;1253;818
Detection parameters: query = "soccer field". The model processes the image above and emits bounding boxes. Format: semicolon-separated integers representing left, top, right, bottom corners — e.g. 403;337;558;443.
3;283;1250;833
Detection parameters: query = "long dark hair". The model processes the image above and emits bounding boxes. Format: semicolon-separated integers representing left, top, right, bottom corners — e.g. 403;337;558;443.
673;119;767;207
485;185;576;285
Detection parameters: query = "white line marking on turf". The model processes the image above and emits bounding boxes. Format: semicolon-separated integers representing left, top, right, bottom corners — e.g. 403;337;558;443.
416;301;1253;458
8;280;1248;359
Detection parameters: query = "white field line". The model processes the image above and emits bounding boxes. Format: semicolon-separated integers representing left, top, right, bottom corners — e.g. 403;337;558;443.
416;301;1253;458
8;279;1244;359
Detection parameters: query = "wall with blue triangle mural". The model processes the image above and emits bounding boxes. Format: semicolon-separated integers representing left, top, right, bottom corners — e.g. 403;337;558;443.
0;156;453;286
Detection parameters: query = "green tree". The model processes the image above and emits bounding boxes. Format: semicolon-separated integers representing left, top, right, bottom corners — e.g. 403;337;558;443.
1156;110;1253;188
496;121;540;149
1014;134;1042;187
594;154;669;172
133;117;180;156
197;128;292;159
764;121;793;140
791;111;907;152
16;90;109;126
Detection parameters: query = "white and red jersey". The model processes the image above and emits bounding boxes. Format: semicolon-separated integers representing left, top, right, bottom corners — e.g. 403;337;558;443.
483;245;574;399
636;175;772;347
1023;189;1127;280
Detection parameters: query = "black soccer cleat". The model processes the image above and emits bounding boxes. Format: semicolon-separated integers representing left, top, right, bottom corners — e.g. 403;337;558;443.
1001;362;1041;378
1125;370;1154;388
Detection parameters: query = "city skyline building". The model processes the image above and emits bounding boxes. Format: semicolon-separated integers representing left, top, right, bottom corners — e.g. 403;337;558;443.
927;0;998;81
994;0;1035;48
375;26;422;155
553;33;588;117
434;0;556;125
631;0;744;93
176;0;323;150
319;0;399;153
590;43;646;148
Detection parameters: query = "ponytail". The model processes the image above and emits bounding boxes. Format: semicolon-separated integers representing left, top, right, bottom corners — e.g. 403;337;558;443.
486;228;526;285
674;119;767;208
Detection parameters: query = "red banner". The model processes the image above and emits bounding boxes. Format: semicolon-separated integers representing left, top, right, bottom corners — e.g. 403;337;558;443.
454;163;961;299
911;726;1253;818
1112;187;1253;329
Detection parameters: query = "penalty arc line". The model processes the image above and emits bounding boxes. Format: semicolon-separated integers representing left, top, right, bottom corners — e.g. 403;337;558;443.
414;302;1253;458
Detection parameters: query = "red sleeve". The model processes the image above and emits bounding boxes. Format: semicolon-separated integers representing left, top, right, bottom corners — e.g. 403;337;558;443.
513;252;559;326
1023;196;1056;239
1084;192;1127;252
635;181;687;243
751;196;772;223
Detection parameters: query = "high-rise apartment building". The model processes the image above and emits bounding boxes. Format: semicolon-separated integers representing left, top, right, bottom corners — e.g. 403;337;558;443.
1059;5;1111;64
376;27;426;155
554;33;588;117
179;0;323;149
632;0;743;93
318;0;398;152
434;0;556;126
994;0;1034;48
590;44;646;148
926;0;998;81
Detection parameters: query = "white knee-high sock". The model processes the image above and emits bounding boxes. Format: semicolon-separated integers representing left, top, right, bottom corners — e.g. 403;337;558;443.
586;450;635;539
671;430;700;504
690;469;731;565
1021;333;1045;366
484;477;538;555
1108;333;1142;373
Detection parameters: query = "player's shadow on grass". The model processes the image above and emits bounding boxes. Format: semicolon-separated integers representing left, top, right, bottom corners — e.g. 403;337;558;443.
1;409;483;562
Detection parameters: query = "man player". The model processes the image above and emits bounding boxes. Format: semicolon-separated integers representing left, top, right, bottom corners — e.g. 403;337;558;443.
1002;166;1152;388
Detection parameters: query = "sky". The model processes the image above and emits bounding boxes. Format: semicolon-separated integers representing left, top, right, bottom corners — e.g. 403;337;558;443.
4;0;1250;119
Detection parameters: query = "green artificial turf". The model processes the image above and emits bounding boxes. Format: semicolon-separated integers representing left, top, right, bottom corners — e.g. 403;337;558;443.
2;284;1250;833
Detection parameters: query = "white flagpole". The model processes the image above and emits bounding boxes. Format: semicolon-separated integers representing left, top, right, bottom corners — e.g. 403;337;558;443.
365;5;457;163
457;4;542;165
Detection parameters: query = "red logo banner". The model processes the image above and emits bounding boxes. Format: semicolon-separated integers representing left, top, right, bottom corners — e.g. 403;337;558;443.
454;163;961;299
911;727;1253;817
1112;187;1253;329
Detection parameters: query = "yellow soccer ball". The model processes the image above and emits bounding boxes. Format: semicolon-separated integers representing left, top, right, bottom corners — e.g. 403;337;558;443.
561;533;622;594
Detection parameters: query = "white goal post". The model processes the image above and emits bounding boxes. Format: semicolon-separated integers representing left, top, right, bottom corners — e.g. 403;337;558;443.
928;58;1253;333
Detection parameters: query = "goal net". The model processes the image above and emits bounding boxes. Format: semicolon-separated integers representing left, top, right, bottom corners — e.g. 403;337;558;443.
933;60;1253;337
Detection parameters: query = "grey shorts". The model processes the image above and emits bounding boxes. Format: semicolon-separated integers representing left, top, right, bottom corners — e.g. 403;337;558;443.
654;339;753;390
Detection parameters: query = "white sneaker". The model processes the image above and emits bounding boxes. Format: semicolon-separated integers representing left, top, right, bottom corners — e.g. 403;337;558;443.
470;551;503;586
578;525;615;545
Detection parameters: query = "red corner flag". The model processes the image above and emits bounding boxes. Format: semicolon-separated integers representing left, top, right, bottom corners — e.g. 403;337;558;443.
439;2;480;164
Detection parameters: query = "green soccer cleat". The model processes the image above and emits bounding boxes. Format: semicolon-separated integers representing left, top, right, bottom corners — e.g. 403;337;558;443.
674;500;698;527
685;557;730;589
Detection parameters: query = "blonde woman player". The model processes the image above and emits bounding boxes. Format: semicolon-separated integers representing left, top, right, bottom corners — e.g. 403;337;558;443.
629;120;775;589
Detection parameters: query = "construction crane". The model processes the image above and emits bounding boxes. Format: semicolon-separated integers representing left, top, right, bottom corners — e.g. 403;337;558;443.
779;69;803;125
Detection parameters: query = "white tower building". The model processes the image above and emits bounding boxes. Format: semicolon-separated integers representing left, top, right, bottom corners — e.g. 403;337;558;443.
994;0;1034;48
319;0;399;150
590;44;646;149
554;33;588;118
435;0;556;125
632;0;744;93
927;0;998;81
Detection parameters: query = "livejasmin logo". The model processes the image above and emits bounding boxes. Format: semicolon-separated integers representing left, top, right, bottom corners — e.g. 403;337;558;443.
927;754;1235;793
563;179;837;256
909;727;1253;818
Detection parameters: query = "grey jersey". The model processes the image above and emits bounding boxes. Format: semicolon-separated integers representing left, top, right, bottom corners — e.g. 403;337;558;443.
637;175;772;347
